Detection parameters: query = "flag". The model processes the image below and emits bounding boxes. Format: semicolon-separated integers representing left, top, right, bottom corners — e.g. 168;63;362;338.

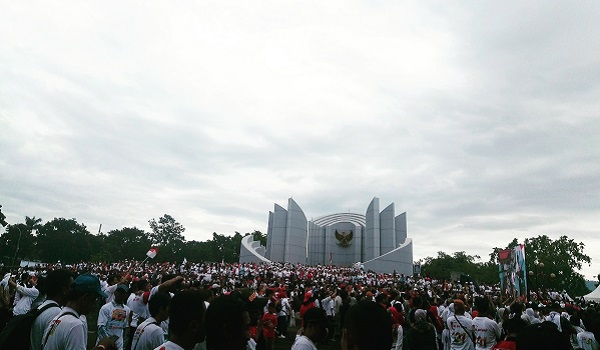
182;257;187;265
329;252;333;264
146;248;158;259
498;249;511;263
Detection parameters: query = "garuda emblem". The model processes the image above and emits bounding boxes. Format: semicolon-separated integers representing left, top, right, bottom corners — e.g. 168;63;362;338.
335;230;353;247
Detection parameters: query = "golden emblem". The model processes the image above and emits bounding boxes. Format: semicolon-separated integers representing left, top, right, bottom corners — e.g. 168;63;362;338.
335;230;353;247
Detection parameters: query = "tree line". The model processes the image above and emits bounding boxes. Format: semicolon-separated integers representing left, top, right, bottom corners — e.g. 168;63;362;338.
0;214;592;296
419;235;592;296
0;214;266;265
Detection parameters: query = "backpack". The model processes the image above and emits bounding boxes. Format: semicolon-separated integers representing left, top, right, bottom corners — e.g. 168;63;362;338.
0;303;59;350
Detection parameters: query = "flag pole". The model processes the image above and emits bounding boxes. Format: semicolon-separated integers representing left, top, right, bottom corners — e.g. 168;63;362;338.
138;256;150;267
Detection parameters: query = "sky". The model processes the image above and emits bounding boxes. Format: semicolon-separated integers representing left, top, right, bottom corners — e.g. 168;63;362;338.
1;2;599;279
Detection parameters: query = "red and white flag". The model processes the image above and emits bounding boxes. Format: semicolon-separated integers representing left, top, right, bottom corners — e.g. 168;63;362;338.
146;248;158;259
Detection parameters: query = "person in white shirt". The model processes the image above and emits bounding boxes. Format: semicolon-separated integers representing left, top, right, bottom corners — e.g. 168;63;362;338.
578;316;600;350
131;292;169;350
471;297;501;350
97;284;132;350
30;269;74;350
276;291;291;338
339;300;393;350
9;272;39;315
292;307;328;350
42;273;116;350
447;300;474;350
127;279;151;350
153;290;205;350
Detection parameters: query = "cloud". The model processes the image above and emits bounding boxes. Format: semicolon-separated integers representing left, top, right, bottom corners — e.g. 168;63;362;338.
1;1;599;279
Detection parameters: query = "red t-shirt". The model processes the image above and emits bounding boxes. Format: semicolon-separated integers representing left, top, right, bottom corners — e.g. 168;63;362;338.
491;339;516;350
262;312;278;339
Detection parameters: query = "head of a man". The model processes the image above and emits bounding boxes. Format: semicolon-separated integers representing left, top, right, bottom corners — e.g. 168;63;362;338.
113;284;129;305
148;292;171;322
341;301;393;350
453;300;466;315
302;307;329;344
205;294;250;350
45;269;74;306
169;290;206;347
68;273;108;315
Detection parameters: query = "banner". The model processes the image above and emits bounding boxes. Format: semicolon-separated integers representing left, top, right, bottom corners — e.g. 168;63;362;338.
498;244;527;299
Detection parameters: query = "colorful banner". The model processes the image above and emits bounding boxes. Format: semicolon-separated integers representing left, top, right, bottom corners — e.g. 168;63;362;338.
498;244;527;299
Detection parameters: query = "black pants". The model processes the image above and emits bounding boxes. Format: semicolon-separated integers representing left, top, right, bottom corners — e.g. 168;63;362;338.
277;315;287;336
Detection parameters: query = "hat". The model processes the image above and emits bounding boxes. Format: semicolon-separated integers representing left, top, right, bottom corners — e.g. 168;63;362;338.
415;309;427;322
453;299;465;307
115;284;129;293
73;274;108;298
303;291;312;303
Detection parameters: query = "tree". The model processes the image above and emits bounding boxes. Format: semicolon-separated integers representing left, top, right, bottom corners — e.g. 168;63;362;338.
0;224;38;265
36;218;94;263
491;235;591;297
248;230;267;246
24;216;43;233
148;214;186;261
524;235;590;296
103;227;151;261
148;214;185;247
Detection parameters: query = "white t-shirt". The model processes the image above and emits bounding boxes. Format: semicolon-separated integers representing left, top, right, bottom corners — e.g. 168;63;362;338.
42;307;87;350
278;297;291;317
13;285;40;315
97;301;131;350
104;284;118;304
30;300;61;350
472;316;501;350
149;286;170;336
447;315;475;350
128;292;150;328
132;317;165;350
291;335;318;350
578;331;600;350
153;340;185;350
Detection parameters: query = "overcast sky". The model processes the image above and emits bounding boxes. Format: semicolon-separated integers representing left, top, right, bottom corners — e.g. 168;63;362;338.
1;2;599;279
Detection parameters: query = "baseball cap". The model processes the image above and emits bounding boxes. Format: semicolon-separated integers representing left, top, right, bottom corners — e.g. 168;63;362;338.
115;284;129;293
73;273;108;298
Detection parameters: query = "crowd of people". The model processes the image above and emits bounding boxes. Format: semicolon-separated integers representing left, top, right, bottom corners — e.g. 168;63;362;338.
0;259;598;350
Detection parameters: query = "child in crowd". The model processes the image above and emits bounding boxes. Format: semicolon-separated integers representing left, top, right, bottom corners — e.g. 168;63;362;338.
262;303;278;350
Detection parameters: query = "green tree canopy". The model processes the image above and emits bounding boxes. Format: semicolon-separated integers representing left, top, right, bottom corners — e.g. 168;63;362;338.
36;218;94;263
148;214;186;262
102;227;151;261
148;214;185;247
524;235;590;296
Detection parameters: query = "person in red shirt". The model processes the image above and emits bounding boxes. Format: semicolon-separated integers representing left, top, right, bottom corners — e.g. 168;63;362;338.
262;304;278;350
491;317;527;350
299;291;315;325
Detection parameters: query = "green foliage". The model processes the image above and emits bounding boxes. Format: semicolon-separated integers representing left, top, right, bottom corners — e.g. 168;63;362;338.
0;224;38;264
148;214;186;262
103;227;152;261
421;235;592;297
523;235;590;296
0;214;268;265
421;251;498;285
36;218;94;263
148;214;185;247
